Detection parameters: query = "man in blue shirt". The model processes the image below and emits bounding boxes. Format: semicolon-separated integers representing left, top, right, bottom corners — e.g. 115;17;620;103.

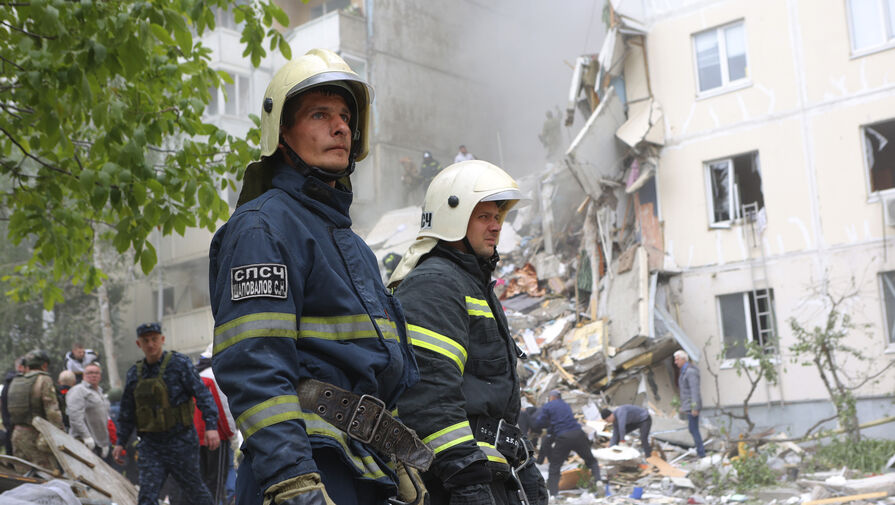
533;390;602;497
601;405;652;458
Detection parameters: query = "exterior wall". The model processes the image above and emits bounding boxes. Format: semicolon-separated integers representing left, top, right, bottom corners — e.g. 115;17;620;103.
647;0;895;421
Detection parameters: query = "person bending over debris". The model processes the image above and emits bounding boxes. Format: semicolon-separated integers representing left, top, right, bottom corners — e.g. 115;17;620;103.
533;390;602;497
601;405;652;458
7;350;64;472
389;160;548;505
114;322;220;505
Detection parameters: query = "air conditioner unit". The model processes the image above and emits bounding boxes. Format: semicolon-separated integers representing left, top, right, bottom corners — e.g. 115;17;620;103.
884;194;895;227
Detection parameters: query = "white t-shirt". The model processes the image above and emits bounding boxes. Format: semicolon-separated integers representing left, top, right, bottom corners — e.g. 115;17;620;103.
454;152;475;163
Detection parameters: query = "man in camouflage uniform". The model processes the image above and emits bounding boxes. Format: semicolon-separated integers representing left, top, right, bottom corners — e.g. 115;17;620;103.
113;322;220;505
7;350;64;471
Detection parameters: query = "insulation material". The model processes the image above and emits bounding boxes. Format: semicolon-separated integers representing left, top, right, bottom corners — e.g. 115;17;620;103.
616;98;665;147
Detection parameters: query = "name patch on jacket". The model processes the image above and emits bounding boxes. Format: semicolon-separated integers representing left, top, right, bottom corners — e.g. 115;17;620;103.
230;264;288;301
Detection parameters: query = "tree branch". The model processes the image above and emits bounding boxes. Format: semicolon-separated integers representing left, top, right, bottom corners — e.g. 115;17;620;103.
0;126;76;178
1;20;58;40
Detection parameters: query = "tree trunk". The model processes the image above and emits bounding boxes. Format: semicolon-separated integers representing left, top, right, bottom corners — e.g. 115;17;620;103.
94;238;121;388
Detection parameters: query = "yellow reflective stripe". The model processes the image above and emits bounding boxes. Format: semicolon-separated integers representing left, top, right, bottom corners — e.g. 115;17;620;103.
300;314;379;340
422;421;474;455
374;318;400;341
407;324;467;373
214;313;297;354
302;413;387;480
465;296;494;319
237;396;388;480
237;395;301;439
477;441;508;464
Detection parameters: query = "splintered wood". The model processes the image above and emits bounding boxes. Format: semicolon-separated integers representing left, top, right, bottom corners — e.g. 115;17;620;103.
646;454;687;477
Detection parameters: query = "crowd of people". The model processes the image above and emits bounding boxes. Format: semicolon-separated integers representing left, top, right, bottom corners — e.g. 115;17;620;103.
0;336;239;505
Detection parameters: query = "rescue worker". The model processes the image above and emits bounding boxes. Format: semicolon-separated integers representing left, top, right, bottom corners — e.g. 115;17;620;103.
2;356;26;455
7;350;63;471
388;160;548;505
533;390;602;497
209;48;428;505
601;405;652;458
113;322;221;505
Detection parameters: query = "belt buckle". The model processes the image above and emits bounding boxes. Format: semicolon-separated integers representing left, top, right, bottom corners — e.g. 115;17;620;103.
347;394;386;445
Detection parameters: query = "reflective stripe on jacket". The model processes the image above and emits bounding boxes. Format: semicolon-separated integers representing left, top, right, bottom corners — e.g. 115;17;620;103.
395;243;522;483
209;160;418;494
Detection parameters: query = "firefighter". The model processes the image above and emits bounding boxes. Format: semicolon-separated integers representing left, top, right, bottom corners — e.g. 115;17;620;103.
209;48;429;505
113;322;220;505
7;349;63;472
388;160;548;505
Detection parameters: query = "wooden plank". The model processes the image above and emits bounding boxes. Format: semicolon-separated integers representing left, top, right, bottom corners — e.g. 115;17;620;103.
32;416;138;505
802;491;888;505
646;455;687;477
60;444;95;468
549;358;583;389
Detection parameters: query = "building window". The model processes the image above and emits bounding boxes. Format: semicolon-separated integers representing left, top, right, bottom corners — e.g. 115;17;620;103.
863;119;895;193
215;3;248;31
717;289;776;359
693;21;748;93
880;272;895;344
704;151;764;227
153;286;175;317
847;0;895;54
340;53;368;81
224;75;250;117
206;87;220;117
310;0;351;20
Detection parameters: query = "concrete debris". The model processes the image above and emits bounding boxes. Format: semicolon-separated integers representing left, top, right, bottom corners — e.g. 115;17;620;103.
358;4;895;504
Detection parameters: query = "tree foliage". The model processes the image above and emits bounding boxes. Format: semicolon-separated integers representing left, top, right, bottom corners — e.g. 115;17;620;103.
788;280;895;443
0;0;291;308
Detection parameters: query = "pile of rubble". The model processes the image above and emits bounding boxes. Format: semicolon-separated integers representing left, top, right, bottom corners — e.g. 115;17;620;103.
0;417;135;505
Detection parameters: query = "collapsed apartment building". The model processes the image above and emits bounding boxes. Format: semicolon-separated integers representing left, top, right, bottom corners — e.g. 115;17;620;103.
368;0;895;459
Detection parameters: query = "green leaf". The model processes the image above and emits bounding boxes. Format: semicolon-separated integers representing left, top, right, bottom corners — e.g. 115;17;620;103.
150;23;176;46
139;243;157;275
278;35;292;60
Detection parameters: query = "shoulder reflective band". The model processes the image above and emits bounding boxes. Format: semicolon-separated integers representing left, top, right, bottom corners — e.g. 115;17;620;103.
300;314;394;341
406;324;467;373
465;296;494;319
422;421;474;455
214;313;297;354
477;441;508;465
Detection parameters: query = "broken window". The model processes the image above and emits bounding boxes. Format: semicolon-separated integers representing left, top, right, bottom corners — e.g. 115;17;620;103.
847;0;895;53
693;21;748;93
863;119;895;193
704;151;764;227
879;271;895;345
717;289;776;359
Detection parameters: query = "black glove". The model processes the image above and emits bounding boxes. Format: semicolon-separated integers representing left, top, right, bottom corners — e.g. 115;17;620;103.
517;461;548;505
449;483;497;505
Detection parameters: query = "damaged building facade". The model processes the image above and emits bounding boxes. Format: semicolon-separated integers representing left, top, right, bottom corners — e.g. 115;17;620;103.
560;0;895;439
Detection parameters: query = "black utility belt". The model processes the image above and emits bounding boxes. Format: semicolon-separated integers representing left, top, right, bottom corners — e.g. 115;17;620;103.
296;378;434;471
472;416;525;465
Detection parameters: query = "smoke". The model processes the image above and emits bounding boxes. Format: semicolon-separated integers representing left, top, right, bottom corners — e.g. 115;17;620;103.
457;0;607;176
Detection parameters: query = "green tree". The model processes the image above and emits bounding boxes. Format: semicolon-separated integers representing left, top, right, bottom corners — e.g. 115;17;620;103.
0;0;291;308
788;281;895;443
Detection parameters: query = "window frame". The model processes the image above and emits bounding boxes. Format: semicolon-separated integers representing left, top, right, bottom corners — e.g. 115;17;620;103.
691;20;751;98
846;0;895;57
878;271;895;347
705;158;735;228
861;119;895;199
223;74;251;118
716;288;778;366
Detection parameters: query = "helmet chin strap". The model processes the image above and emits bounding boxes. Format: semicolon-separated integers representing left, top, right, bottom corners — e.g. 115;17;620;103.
281;137;356;183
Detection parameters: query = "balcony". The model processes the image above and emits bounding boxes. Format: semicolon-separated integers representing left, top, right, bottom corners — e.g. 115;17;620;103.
285;9;368;77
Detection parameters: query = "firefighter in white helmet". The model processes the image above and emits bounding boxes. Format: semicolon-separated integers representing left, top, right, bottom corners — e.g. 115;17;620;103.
389;161;548;505
209;49;429;505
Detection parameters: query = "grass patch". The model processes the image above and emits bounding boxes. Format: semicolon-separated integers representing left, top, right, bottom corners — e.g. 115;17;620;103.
807;438;895;474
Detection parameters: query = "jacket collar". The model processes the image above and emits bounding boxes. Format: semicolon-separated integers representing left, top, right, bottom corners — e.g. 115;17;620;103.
429;242;492;285
271;159;353;228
